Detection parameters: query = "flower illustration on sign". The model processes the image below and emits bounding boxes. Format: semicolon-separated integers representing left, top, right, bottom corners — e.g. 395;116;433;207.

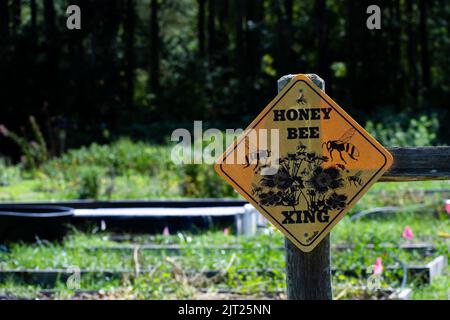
252;144;359;242
307;166;344;194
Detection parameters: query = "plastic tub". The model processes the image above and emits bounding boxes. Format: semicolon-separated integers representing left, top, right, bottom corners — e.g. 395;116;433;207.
0;205;74;242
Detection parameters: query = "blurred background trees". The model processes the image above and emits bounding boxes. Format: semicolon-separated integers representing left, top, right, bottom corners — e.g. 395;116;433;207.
0;0;448;160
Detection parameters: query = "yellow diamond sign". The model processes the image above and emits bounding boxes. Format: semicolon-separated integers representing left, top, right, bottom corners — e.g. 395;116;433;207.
215;74;393;252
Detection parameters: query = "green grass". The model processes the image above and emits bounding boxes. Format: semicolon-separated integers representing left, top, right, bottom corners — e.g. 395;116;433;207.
412;270;450;300
333;211;450;243
0;213;448;300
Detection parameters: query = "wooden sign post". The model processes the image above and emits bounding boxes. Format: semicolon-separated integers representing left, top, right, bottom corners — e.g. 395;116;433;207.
279;74;331;300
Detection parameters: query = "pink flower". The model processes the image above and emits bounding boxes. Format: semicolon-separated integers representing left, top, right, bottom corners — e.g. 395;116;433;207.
374;257;383;275
163;226;170;237
223;228;229;236
445;200;450;214
402;226;414;240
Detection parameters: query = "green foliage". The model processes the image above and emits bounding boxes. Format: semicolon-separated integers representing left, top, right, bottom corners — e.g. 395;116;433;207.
412;273;450;300
0;116;48;172
0;158;20;187
261;54;276;77
0;138;238;200
75;166;104;200
330;62;347;78
365;115;440;147
43;138;172;176
181;163;235;198
133;69;155;110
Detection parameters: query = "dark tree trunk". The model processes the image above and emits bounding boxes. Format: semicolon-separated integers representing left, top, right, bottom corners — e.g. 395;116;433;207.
274;0;287;76
43;0;57;86
285;0;294;55
314;0;329;87
419;0;430;89
345;0;355;106
284;0;294;72
30;0;37;36
245;0;263;78
392;0;403;110
11;0;21;31
124;0;136;110
0;0;9;38
406;0;419;109
207;0;215;62
235;0;244;76
285;0;293;25
43;0;57;155
44;0;55;44
218;0;228;31
150;0;160;94
198;0;205;58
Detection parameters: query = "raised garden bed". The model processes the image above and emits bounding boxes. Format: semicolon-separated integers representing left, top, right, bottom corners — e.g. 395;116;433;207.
0;256;446;286
334;286;413;300
332;255;447;285
407;255;448;284
64;241;445;254
0;286;413;300
0;205;74;242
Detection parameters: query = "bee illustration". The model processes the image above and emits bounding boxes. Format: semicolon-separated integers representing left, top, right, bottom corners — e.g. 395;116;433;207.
244;149;271;173
296;89;307;105
348;170;363;187
323;128;360;164
243;139;272;173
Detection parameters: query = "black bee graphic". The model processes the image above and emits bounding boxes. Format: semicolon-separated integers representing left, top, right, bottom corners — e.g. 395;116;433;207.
296;89;307;105
243;139;272;173
323;128;360;164
244;149;271;173
348;170;363;187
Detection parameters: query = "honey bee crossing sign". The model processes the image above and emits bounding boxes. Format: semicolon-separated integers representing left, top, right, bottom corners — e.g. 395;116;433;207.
215;74;393;252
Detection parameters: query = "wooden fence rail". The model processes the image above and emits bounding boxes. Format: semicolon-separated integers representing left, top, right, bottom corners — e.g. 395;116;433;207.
382;147;450;181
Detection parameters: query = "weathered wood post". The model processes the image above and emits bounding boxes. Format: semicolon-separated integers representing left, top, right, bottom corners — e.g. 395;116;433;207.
278;74;332;300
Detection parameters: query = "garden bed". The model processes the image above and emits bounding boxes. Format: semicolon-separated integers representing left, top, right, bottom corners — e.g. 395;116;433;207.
0;255;445;287
334;286;413;300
